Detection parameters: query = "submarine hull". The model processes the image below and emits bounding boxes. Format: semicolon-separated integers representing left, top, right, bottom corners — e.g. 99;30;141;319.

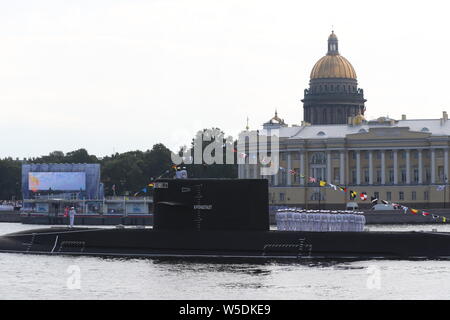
1;227;450;259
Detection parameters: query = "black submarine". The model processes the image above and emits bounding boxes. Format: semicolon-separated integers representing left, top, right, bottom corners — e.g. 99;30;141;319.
1;179;450;260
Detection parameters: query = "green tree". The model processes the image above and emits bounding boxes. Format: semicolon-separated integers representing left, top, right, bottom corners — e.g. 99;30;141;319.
0;158;21;200
182;128;238;178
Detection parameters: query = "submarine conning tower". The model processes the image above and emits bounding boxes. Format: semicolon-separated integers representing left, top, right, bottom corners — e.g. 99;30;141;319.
153;179;269;231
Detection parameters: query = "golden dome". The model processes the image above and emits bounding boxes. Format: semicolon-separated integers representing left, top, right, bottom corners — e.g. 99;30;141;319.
310;32;357;80
310;55;356;79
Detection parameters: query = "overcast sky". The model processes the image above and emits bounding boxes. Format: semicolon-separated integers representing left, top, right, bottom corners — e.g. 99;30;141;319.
1;0;449;159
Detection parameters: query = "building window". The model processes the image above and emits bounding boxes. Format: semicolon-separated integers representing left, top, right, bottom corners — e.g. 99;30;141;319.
376;151;381;160
401;168;406;183
311;152;326;164
438;166;445;182
351;151;356;160
332;151;340;159
281;173;287;185
401;151;406;159
333;168;340;183
413;151;419;159
386;192;392;201
425;167;430;183
389;151;394;160
424;191;429;200
351;169;357;184
310;167;326;181
364;168;369;183
376;169;381;183
388;168;394;183
293;168;300;184
374;192;380;200
413;168;419;183
412;191;417;200
364;152;369;160
399;191;404;201
279;193;285;201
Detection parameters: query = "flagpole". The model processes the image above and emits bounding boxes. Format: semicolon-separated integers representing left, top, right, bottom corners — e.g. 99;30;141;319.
444;176;448;209
318;187;321;210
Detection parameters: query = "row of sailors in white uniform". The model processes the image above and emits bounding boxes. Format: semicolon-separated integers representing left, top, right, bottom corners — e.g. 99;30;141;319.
275;208;365;214
275;209;366;232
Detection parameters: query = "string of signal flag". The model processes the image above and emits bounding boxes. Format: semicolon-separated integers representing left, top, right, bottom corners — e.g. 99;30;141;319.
276;165;448;223
136;161;449;223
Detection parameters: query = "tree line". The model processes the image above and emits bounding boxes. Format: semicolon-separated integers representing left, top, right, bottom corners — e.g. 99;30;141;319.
0;128;239;200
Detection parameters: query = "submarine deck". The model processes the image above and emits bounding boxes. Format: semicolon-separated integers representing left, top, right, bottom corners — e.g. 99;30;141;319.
1;227;450;260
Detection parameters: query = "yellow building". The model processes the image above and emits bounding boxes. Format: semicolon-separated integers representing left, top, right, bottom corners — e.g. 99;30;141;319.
238;32;450;209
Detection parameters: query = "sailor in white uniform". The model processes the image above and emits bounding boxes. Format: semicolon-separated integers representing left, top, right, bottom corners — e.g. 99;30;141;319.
69;207;76;228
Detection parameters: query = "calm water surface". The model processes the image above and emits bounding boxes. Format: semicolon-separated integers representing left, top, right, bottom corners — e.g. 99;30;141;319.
1;223;450;300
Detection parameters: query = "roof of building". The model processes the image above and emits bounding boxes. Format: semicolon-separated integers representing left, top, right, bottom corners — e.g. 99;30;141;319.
259;118;450;140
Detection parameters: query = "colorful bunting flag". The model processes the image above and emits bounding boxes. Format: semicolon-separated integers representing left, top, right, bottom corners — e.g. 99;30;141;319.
300;174;444;222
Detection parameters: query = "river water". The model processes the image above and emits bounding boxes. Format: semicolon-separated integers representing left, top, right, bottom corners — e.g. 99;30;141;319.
0;223;450;300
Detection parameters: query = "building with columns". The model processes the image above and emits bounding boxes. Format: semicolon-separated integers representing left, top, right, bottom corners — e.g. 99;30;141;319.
238;32;450;209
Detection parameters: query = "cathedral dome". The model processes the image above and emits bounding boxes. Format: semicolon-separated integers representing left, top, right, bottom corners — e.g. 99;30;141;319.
310;55;356;79
310;31;357;80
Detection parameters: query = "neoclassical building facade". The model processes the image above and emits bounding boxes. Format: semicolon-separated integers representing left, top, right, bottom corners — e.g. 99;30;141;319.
238;32;450;209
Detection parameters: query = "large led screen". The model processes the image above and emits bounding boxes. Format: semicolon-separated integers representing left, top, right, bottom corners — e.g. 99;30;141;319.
28;172;86;191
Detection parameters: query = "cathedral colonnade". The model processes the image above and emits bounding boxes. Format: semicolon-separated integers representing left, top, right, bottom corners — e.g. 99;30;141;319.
238;146;450;208
239;148;450;187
